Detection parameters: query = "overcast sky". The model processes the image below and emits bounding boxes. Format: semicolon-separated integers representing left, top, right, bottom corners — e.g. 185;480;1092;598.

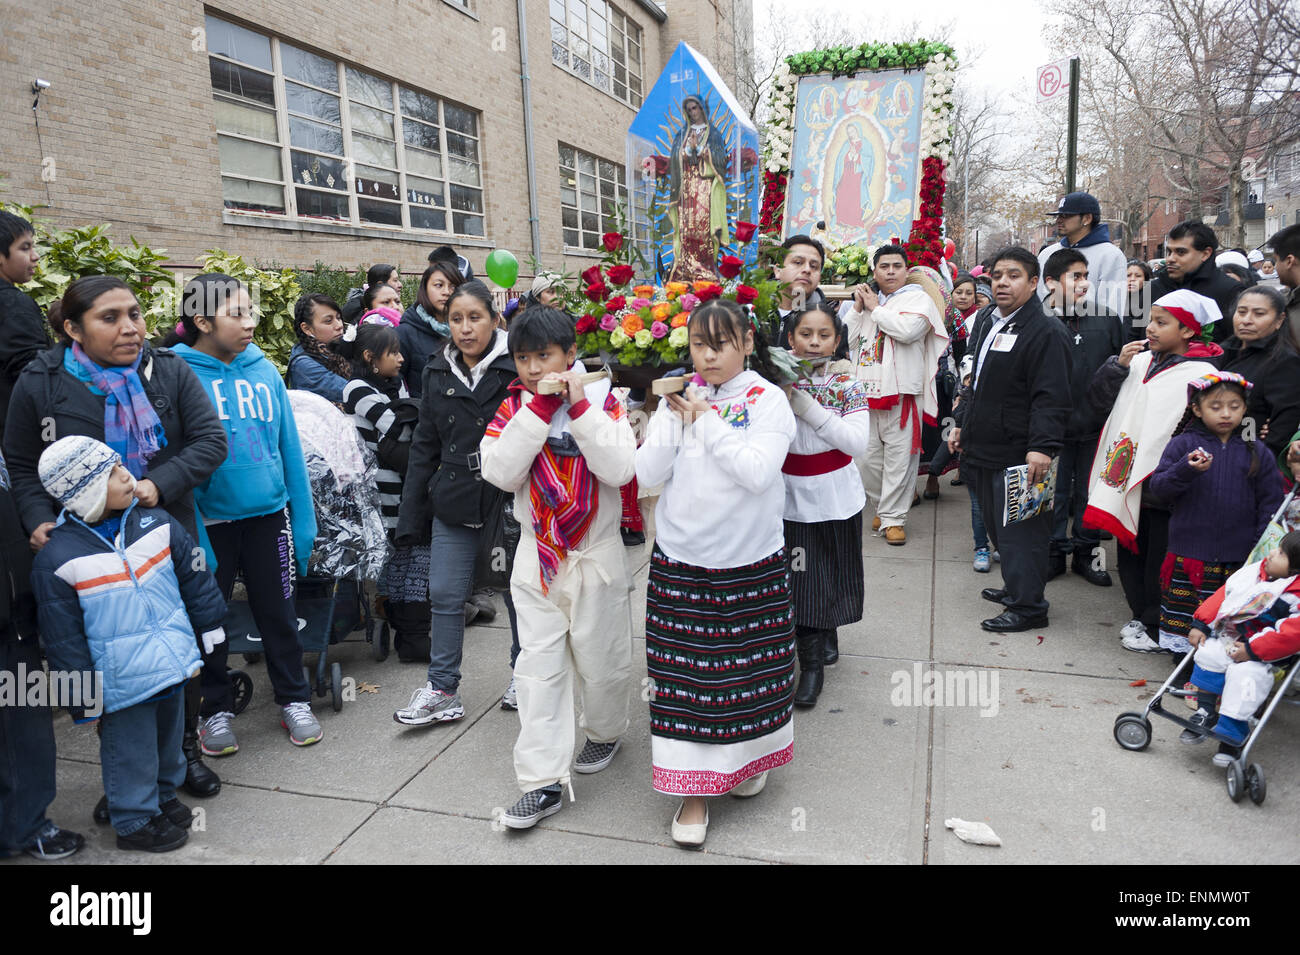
752;0;1054;100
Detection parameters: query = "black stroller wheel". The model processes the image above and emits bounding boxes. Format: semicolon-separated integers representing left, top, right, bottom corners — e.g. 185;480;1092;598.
243;652;263;664
1225;762;1246;803
1246;764;1266;805
1113;712;1152;751
330;661;343;713
230;669;254;715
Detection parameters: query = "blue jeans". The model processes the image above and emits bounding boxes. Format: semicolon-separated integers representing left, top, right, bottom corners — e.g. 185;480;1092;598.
968;484;989;550
0;636;57;851
427;519;481;693
99;685;187;835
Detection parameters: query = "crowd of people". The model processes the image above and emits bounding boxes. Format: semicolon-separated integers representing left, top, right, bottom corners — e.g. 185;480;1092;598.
1;192;1299;859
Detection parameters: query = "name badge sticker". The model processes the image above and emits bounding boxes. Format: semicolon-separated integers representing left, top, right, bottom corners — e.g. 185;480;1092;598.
991;332;1018;352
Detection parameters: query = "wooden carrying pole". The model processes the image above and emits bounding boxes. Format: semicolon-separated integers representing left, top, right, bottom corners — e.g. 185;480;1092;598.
535;369;612;394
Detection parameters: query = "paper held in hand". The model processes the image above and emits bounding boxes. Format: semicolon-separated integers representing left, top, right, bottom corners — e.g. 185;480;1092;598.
1002;458;1059;526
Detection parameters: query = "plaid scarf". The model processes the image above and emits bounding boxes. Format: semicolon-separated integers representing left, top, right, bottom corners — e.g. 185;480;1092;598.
485;381;623;593
299;335;353;379
69;343;166;478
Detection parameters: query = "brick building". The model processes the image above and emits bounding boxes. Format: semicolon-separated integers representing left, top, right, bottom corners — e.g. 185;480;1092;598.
0;0;754;277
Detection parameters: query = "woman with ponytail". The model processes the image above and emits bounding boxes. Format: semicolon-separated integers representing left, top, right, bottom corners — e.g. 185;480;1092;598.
634;297;797;848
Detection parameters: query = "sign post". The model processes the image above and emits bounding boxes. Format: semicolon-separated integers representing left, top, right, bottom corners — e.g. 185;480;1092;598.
1037;56;1080;192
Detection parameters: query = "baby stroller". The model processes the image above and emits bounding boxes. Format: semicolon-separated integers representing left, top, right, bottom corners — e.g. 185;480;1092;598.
222;391;390;712
1113;487;1300;805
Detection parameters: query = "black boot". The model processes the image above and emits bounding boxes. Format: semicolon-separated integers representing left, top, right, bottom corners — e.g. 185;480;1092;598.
793;628;824;708
823;628;839;666
1047;549;1067;581
1071;549;1112;587
183;676;220;798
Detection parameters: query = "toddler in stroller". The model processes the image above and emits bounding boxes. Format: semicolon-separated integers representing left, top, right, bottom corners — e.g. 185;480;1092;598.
1180;530;1300;756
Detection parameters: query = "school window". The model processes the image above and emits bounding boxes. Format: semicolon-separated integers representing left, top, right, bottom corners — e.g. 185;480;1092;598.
559;145;628;251
549;0;643;107
206;15;484;236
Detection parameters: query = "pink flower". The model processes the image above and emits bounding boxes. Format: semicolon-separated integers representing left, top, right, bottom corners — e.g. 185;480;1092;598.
679;293;700;311
630;297;652;310
599;313;618;332
650;321;669;339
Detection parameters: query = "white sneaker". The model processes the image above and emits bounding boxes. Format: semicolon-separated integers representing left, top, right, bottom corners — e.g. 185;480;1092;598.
1120;619;1146;640
500;676;518;711
730;771;768;799
1121;631;1164;653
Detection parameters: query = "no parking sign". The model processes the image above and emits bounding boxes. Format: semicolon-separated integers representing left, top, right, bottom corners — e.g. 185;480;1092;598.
1037;58;1073;102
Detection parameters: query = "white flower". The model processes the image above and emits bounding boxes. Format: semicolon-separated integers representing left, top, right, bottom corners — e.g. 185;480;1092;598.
767;160;781;173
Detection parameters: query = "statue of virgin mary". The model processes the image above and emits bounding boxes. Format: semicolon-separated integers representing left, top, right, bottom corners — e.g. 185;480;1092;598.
667;95;730;282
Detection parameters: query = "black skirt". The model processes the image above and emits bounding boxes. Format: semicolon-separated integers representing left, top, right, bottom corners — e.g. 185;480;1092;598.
784;512;865;629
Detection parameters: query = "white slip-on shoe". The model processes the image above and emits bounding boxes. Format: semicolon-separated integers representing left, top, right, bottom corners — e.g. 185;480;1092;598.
671;800;709;847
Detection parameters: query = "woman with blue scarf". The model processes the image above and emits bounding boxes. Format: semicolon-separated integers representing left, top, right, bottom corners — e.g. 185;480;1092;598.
398;260;463;398
3;275;228;805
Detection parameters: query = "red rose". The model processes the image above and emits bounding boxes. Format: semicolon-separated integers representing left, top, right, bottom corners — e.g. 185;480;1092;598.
585;282;608;302
696;283;723;302
608;264;635;285
718;255;743;279
605;295;626;312
733;221;757;243
602;232;623;253
581;265;603;286
575;314;598;334
652;154;670;177
734;284;758;305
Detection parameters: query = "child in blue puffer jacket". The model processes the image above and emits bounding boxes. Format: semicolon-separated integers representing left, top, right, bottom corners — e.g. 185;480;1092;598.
32;436;228;853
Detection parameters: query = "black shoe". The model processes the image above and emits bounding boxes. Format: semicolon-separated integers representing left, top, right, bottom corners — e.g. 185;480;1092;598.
980;588;1011;604
823;629;839;666
159;797;194;829
116;815;188;853
1179;709;1213;744
621;528;645;547
501;785;563;830
21;823;85;861
1071;553;1113;587
980;610;1049;633
793;630;824;708
93;794;109;825
949;476;964;487
182;733;221;798
1047;551;1067;581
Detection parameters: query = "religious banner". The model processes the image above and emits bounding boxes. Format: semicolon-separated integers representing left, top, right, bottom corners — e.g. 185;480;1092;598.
626;42;762;283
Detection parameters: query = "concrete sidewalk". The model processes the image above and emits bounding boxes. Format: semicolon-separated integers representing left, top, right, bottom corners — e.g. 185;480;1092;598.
16;487;1300;864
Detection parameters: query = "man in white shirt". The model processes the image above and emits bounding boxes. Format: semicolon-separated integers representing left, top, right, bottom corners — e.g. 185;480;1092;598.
842;244;946;546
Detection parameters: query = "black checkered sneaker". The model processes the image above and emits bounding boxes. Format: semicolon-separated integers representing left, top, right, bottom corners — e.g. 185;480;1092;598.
574;738;621;774
501;786;563;830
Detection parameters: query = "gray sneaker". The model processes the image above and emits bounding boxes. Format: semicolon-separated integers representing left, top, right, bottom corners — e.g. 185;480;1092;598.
574;738;620;774
280;702;322;746
199;711;238;756
394;682;464;726
500;676;518;711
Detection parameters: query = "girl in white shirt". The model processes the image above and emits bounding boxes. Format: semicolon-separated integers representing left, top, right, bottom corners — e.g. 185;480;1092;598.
782;305;869;708
635;298;796;848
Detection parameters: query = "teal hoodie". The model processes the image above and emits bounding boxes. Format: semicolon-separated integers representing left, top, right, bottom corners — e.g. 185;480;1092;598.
172;343;317;576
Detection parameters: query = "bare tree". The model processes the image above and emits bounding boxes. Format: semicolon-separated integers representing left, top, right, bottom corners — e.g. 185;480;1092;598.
945;88;1009;264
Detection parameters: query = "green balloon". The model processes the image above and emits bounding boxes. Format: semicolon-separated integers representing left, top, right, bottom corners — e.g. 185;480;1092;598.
484;249;519;288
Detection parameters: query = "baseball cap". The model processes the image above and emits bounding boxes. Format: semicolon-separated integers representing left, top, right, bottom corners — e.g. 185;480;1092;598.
1047;192;1102;218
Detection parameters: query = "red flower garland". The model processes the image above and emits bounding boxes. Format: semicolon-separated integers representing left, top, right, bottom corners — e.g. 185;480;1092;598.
905;157;947;270
759;170;788;235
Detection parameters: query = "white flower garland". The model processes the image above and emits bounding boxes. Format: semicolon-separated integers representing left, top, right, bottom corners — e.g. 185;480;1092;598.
762;52;957;177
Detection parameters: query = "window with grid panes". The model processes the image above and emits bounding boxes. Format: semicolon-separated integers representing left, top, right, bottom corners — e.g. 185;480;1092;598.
205;15;484;235
549;0;643;107
559;144;627;250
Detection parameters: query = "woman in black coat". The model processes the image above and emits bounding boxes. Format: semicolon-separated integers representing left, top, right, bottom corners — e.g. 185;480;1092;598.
393;281;517;724
1218;285;1300;457
3;275;229;802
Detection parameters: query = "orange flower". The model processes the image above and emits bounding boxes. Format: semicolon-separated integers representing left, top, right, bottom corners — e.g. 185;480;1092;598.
651;302;674;323
621;314;645;335
670;311;689;328
633;284;655;299
665;281;690;297
692;280;713;293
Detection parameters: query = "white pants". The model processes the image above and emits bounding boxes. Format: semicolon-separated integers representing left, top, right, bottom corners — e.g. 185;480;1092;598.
1194;636;1275;721
860;403;920;526
511;536;634;791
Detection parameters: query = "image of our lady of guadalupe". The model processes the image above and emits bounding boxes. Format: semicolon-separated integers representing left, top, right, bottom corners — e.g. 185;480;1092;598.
667;94;731;282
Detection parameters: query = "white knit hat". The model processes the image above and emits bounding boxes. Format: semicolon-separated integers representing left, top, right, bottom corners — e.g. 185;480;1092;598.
38;436;123;523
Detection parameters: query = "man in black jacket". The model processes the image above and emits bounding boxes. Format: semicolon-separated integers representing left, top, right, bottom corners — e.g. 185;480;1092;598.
0;450;84;860
1149;220;1241;342
1042;249;1121;586
949;247;1072;632
0;213;51;443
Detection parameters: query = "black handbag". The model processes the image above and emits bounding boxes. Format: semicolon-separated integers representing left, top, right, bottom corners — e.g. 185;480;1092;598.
474;491;521;589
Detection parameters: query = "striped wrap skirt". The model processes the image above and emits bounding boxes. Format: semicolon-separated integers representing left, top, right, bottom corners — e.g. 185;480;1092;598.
1158;553;1237;653
783;512;864;630
645;545;796;796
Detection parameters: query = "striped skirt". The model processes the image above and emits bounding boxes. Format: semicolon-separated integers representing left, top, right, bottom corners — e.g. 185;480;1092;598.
645;546;795;795
1158;554;1236;653
784;513;864;629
